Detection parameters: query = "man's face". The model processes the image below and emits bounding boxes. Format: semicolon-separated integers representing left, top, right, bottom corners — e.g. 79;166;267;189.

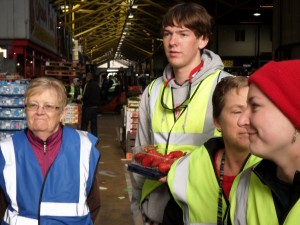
162;24;207;70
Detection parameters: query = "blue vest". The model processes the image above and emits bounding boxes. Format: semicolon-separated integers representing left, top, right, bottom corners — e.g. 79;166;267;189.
0;126;100;225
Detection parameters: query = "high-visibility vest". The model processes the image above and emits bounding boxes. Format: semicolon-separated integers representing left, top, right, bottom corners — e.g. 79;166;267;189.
230;164;300;225
141;70;226;204
148;70;223;154
0;126;100;225
168;140;260;225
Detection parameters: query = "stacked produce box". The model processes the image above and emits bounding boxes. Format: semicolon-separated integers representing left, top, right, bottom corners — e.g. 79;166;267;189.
0;80;29;141
63;103;81;127
123;96;141;159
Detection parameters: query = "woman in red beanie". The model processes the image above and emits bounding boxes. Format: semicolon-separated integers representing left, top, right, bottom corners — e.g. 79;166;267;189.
230;60;300;225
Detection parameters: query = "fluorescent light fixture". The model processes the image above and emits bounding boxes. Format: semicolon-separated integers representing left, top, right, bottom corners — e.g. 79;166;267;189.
128;13;134;19
0;48;7;58
253;12;261;16
260;5;273;8
107;68;119;72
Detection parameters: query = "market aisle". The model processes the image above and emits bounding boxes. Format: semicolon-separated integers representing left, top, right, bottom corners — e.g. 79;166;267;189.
94;114;134;225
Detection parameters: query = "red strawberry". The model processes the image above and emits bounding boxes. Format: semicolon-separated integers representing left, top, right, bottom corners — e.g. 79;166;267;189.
134;152;146;163
158;162;172;174
150;156;164;167
166;151;184;159
141;155;154;167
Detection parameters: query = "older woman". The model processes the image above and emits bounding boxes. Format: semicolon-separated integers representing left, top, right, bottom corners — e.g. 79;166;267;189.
230;60;300;225
0;77;101;224
163;76;260;225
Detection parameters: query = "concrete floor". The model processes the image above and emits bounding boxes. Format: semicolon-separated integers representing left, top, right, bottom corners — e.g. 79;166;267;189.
93;114;134;225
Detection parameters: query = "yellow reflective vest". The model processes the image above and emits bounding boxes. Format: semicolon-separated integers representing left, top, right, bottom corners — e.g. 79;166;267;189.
230;160;300;225
141;70;225;205
168;138;261;224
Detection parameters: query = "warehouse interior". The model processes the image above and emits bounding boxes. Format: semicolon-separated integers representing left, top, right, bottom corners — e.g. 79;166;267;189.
51;0;274;67
1;0;300;224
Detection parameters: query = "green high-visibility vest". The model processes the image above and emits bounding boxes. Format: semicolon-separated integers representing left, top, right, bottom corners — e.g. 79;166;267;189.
230;164;300;225
141;70;223;205
168;143;260;224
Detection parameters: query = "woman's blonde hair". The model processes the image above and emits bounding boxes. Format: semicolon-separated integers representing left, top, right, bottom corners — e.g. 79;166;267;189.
25;77;68;108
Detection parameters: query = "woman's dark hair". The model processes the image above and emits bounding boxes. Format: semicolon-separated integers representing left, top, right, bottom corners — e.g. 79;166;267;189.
212;76;249;119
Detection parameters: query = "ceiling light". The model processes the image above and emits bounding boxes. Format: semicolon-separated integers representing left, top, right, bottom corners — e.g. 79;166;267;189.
260;5;273;8
107;68;119;72
128;13;134;19
132;5;138;9
253;9;261;16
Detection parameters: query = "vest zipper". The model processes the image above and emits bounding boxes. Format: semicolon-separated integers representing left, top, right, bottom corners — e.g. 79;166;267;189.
43;141;47;155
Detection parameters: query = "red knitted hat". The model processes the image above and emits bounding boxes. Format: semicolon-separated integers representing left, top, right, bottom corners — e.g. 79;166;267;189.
249;60;300;129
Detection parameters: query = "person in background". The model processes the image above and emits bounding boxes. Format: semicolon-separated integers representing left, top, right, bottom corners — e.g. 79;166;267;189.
163;76;260;225
0;77;101;224
100;73;113;104
130;2;231;225
230;60;300;225
69;78;83;103
81;72;102;138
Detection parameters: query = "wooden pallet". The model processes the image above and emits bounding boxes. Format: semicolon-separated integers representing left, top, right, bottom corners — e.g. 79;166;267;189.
44;70;76;76
44;61;85;77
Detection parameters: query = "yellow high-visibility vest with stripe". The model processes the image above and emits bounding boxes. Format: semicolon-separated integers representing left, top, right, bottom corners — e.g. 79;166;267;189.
167;143;260;224
141;70;223;205
230;164;300;225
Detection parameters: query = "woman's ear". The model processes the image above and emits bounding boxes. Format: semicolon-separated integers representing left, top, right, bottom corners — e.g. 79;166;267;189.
213;117;222;132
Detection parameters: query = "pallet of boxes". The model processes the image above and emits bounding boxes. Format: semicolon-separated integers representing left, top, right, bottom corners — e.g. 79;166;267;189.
44;61;85;77
63;103;82;129
124;96;141;160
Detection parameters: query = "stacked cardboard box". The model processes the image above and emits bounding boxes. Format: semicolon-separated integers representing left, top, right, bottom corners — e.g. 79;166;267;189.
124;96;141;159
63;103;82;128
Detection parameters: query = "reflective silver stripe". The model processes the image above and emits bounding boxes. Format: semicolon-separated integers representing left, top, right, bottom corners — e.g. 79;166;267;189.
0;137;18;212
234;168;252;225
190;223;217;225
153;132;211;146
77;130;91;213
172;155;190;223
40;130;92;217
4;209;38;225
40;202;88;216
149;77;163;115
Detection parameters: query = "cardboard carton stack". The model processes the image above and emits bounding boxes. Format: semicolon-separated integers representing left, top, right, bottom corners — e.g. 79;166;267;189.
124;96;141;159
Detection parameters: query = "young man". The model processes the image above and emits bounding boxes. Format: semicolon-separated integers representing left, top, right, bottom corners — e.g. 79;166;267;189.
131;3;231;225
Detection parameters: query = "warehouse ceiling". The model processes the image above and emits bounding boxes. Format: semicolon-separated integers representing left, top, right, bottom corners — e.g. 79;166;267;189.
52;0;273;66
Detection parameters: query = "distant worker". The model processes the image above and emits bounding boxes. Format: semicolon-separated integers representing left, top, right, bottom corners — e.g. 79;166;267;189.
69;78;83;103
81;72;101;138
101;74;113;104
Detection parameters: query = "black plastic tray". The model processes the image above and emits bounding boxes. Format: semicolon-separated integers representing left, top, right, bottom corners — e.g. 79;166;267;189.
127;163;166;180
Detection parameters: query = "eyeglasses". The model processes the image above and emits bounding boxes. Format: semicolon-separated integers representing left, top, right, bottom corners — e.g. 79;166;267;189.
25;103;60;112
161;81;192;111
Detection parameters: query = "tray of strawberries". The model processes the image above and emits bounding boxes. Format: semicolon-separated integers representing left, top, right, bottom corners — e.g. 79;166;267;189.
127;145;185;180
